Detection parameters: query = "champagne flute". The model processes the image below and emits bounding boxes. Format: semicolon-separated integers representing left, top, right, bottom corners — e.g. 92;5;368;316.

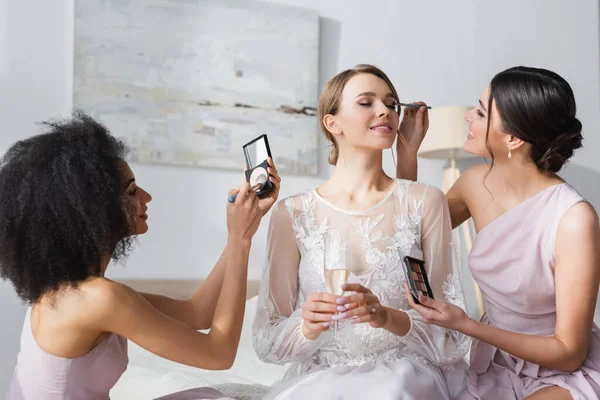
323;230;351;344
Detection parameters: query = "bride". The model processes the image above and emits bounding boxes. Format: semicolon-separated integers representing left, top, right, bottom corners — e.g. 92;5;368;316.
252;64;470;399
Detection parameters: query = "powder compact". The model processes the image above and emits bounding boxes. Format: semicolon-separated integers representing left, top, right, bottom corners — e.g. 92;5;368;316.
228;134;274;203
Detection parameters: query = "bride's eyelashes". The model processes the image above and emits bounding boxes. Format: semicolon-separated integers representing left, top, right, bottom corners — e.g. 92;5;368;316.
357;102;398;110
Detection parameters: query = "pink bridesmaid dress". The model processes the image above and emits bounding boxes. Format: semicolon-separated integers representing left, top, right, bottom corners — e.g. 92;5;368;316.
7;307;231;399
461;183;600;400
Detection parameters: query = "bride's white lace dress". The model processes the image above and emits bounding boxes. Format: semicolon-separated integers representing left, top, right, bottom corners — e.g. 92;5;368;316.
252;179;470;400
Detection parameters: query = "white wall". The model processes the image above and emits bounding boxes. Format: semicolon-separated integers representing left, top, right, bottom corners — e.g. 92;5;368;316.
95;0;600;282
0;0;599;394
0;0;75;390
0;282;26;393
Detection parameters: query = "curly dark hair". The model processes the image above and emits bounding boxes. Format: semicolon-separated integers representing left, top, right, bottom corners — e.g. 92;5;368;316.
0;112;135;304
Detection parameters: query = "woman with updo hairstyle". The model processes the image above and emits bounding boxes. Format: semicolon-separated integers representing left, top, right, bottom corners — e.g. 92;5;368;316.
397;66;600;400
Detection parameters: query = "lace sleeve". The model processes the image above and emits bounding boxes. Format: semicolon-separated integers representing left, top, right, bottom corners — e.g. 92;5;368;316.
252;199;326;365
400;183;470;366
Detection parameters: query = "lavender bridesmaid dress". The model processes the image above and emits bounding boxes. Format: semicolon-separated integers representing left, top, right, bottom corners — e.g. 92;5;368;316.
7;307;231;399
460;183;600;400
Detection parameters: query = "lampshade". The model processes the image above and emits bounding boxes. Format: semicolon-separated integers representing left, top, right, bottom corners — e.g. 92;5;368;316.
417;105;475;160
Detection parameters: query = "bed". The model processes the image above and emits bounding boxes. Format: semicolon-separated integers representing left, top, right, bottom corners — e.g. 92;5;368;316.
109;280;286;400
110;279;473;399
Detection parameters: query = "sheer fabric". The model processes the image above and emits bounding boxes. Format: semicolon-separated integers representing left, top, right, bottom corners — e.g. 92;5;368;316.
252;180;470;399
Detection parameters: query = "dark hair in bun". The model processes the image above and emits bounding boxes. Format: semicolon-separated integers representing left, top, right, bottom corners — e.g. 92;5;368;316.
486;66;583;173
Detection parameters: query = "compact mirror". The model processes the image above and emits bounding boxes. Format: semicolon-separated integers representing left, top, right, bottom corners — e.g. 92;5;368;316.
244;136;270;170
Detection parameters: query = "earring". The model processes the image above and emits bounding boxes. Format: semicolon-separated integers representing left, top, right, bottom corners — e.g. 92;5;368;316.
508;148;512;159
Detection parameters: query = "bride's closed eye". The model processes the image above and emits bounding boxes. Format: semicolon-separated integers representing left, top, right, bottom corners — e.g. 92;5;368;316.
387;102;399;111
357;102;399;111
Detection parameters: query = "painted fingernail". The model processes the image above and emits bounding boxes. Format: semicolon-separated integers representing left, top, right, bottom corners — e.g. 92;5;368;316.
337;305;347;312
336;298;345;305
350;319;358;324
332;312;347;320
322;322;331;327
341;284;349;290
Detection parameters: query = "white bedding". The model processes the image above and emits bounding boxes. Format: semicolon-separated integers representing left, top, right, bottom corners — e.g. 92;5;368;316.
110;296;286;400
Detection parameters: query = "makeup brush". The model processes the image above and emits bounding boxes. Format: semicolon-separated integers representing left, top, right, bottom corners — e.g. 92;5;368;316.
227;174;268;203
399;103;432;110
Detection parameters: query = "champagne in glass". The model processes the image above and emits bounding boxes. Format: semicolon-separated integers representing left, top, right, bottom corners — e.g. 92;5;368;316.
325;269;350;296
323;230;351;343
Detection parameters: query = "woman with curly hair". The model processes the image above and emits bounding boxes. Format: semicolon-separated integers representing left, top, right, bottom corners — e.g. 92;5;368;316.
2;112;281;399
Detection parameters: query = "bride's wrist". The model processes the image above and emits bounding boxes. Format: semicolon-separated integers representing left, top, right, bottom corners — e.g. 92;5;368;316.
380;306;391;327
381;307;411;336
301;320;320;341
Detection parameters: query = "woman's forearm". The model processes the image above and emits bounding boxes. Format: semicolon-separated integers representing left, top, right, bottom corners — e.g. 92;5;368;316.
206;237;251;366
395;144;418;181
140;246;229;330
187;249;229;328
382;306;412;337
462;318;586;372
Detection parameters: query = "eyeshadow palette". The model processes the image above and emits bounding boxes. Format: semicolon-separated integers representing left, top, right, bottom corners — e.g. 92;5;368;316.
402;255;434;305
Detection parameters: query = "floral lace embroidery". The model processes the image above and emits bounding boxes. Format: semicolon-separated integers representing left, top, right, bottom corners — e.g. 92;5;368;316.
287;195;328;271
277;182;469;371
442;272;467;310
286;188;429;364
